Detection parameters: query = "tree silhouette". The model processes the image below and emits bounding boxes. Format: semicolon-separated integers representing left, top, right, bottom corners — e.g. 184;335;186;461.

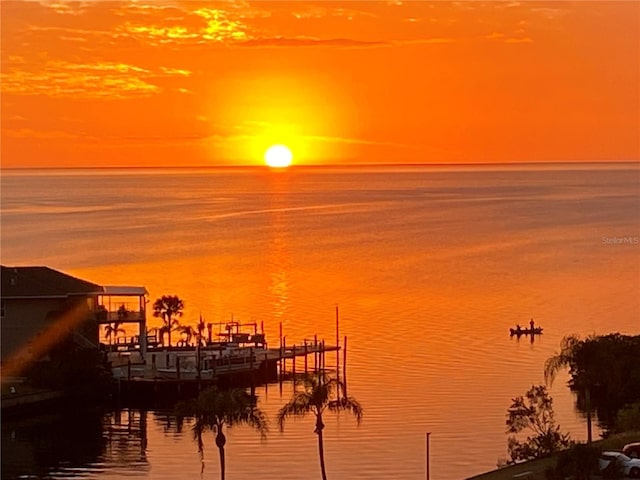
178;325;196;345
104;322;125;347
152;295;184;347
506;384;571;462
178;386;267;480
544;334;584;387
544;334;594;442
545;333;640;436
196;315;207;346
277;373;363;480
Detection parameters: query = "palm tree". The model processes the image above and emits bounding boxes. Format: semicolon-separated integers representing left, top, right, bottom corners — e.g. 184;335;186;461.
104;321;125;348
206;322;213;344
544;334;593;443
152;295;184;347
180;386;268;480
544;334;583;386
277;373;363;480
178;325;196;345
196;314;207;346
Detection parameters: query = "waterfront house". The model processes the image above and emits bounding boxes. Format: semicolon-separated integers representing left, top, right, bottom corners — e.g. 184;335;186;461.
0;265;148;365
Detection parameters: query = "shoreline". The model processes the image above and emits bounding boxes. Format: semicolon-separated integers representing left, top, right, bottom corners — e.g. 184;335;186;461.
466;431;640;480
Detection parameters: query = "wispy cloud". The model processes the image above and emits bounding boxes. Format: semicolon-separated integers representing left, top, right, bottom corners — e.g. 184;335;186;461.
530;7;569;20
393;37;456;46
1;61;191;99
292;5;376;20
483;31;532;44
115;6;250;45
237;36;388;48
193;7;249;41
484;32;505;40
504;37;533;44
38;1;89;16
303;134;425;151
3;127;88;140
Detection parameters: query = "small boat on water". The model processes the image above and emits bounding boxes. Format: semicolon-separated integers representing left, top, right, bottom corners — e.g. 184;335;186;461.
510;326;543;336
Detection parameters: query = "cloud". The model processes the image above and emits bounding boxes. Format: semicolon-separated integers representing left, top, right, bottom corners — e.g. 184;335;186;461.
1;61;192;99
113;2;183;15
237;36;388;48
26;25;117;42
115;6;251;45
530;7;569;20
291;5;376;20
484;32;506;40
236;36;454;49
2;127;88;140
303;134;424;151
59;35;89;42
120;23;201;42
3;123;213;146
38;1;89;16
393;37;456;46
192;7;249;41
159;66;191;76
504;37;533;44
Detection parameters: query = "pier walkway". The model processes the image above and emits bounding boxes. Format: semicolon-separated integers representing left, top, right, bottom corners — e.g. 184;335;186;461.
113;341;342;383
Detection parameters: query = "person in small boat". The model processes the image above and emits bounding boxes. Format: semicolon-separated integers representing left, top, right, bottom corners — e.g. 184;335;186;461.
529;318;535;331
516;324;522;333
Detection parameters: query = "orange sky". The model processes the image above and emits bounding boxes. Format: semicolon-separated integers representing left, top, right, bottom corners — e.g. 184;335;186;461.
1;1;638;167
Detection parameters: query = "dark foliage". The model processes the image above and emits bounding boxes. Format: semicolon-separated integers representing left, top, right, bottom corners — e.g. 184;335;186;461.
547;334;640;430
506;385;571;462
613;402;640;433
277;373;363;480
26;338;114;396
552;443;600;480
175;386;267;480
152;295;184;346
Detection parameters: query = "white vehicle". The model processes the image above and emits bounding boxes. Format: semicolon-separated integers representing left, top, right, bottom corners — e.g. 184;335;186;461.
624;442;640;459
599;451;640;478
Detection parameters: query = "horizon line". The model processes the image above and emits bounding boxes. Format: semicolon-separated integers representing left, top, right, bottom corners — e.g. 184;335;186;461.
2;160;639;171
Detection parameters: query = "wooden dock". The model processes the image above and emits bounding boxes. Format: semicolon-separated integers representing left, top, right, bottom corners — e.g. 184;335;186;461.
113;339;346;405
113;310;349;404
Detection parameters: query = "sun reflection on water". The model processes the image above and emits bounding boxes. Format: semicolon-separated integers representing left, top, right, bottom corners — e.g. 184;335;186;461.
266;172;292;327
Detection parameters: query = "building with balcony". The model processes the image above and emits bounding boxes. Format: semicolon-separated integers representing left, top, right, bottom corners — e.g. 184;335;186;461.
0;265;148;365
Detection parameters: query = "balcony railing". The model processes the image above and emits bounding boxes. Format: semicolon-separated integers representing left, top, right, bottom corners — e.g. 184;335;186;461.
95;310;144;323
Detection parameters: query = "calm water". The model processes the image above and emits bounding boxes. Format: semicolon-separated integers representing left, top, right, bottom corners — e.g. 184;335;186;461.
2;164;639;480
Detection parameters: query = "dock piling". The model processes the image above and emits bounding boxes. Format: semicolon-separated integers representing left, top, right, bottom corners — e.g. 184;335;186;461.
336;305;340;383
112;323;345;402
314;335;318;373
292;344;296;381
343;335;348;396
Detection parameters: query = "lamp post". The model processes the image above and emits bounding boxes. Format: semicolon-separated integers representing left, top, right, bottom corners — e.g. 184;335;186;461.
425;432;431;480
586;385;592;444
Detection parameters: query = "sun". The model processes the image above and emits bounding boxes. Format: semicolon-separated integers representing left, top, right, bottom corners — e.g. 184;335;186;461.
264;145;293;168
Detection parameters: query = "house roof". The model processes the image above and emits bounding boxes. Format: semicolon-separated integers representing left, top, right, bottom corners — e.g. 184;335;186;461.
102;285;148;296
1;266;104;299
